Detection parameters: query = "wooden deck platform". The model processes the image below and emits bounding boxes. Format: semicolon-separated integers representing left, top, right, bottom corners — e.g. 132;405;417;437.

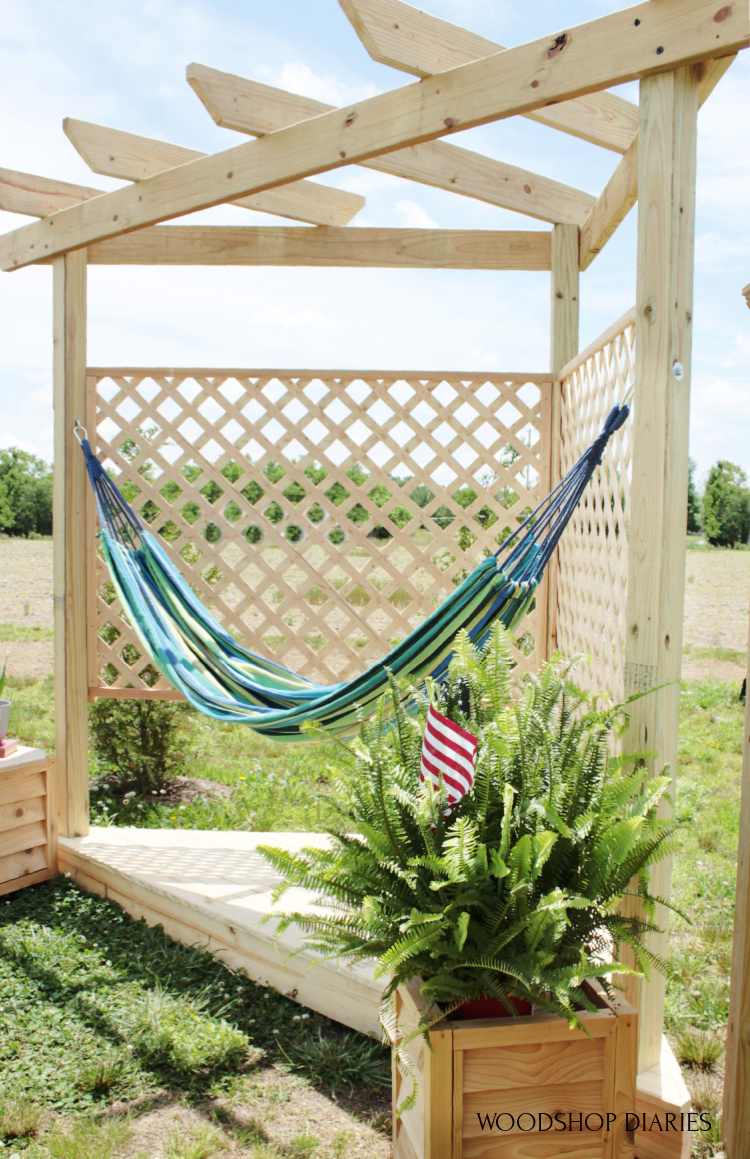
59;827;383;1037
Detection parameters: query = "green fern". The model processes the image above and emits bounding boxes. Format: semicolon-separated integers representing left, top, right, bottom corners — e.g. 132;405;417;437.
259;624;678;1044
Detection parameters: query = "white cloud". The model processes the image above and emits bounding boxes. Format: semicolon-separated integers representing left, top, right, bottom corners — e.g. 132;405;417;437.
393;199;440;229
267;61;378;108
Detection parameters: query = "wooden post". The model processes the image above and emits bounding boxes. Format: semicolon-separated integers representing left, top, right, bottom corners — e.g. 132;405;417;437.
622;66;699;1075
539;223;579;660
53;250;90;837
723;600;750;1156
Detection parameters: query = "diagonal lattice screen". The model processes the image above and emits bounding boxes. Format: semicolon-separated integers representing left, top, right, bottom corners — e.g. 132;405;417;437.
89;369;551;696
555;312;635;702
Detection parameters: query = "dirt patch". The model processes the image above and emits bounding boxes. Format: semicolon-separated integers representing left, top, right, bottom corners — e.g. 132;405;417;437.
93;774;233;805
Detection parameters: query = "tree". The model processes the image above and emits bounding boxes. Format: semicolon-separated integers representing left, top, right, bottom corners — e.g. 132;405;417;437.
703;460;750;548
0;448;53;536
686;458;701;533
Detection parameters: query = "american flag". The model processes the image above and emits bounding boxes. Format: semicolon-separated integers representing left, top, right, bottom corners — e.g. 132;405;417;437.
420;704;479;808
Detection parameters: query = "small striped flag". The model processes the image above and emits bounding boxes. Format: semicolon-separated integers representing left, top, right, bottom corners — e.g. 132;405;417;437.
420;704;478;808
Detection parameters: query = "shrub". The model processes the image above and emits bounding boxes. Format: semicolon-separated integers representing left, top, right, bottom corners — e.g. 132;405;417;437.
89;697;191;794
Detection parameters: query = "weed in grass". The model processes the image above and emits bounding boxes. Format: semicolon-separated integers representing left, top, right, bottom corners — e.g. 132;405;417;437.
121;987;251;1077
44;1114;132;1159
75;1049;129;1095
284;1029;390;1096
328;1130;353;1157
287;1131;321;1158
687;1073;724;1155
0;1094;43;1140
672;1025;724;1071
163;1121;229;1159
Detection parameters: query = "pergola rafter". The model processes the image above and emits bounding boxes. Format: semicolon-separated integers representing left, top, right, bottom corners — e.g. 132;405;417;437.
337;0;640;151
63;118;366;228
186;65;596;227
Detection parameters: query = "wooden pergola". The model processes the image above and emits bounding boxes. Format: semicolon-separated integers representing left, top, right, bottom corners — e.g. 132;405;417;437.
2;1;749;1155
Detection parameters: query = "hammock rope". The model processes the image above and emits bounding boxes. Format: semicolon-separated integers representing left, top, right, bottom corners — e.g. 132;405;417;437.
77;402;628;741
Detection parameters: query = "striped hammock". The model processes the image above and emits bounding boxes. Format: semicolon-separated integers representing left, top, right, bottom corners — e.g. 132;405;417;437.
78;403;628;741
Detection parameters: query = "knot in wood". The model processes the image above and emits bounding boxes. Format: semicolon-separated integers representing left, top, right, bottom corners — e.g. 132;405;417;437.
547;33;568;59
345;112;356;127
714;6;732;23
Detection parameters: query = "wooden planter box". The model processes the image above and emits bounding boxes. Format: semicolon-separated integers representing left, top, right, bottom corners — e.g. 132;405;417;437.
393;978;637;1159
0;747;57;896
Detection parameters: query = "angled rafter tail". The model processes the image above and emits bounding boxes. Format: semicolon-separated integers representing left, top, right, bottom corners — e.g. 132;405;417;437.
337;0;639;152
63;117;365;229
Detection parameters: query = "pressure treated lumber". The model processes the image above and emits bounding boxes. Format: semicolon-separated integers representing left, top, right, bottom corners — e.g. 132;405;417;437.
53;252;90;837
337;0;639;152
0;168;105;217
187;65;595;227
2;0;747;271
723;606;750;1157
541;224;579;660
579;55;736;269
85;225;552;268
623;66;700;1080
63;119;365;228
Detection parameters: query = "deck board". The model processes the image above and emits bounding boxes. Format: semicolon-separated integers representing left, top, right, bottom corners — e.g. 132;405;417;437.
59;827;383;1036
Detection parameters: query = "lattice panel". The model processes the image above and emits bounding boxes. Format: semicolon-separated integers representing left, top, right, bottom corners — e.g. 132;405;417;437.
555;314;635;702
90;369;550;695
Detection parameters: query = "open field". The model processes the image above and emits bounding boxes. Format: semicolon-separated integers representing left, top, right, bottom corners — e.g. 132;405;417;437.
1;537;749;683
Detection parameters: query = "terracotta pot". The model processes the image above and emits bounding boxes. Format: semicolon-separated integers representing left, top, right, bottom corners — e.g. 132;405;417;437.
0;700;10;742
451;992;533;1020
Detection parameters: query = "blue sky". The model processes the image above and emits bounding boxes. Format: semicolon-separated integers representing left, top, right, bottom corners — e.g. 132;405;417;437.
0;0;747;483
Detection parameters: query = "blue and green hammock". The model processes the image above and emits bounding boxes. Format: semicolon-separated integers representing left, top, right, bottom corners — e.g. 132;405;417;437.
78;403;628;741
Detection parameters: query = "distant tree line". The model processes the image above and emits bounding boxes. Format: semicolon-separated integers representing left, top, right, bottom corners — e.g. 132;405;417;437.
1;439;749;549
0;448;53;537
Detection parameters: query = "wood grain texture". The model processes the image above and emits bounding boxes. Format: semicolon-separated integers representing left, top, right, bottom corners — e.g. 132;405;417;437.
579;56;735;270
0;819;47;859
0;796;45;833
723;603;750;1157
2;0;747;269
63;118;365;228
0;770;46;806
622;66;700;1073
53;252;90;837
187;65;595;227
85;226;552;269
336;0;638;151
0;167;104;217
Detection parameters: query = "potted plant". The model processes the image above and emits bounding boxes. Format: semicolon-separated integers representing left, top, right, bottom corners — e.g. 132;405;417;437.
260;625;678;1158
0;656;9;741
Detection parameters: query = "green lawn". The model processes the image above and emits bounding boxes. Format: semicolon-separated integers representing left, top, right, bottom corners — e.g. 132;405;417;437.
1;672;744;1157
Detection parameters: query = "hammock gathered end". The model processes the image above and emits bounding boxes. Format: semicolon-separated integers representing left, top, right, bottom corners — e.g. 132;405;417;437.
78;404;629;741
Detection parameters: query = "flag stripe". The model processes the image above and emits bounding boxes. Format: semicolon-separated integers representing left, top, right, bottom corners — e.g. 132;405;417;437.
419;704;478;809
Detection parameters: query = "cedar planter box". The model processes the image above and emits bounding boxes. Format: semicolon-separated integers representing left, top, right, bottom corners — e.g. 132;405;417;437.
0;747;57;896
392;978;637;1159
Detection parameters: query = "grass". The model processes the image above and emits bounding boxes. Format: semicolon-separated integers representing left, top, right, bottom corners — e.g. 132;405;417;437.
0;879;390;1156
1;671;745;1156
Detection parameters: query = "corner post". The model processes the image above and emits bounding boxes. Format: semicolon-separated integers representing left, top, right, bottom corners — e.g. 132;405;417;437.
53;250;90;837
539;223;579;660
623;66;699;1074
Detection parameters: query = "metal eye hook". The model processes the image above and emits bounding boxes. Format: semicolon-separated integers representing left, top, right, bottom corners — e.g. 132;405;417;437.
73;419;88;444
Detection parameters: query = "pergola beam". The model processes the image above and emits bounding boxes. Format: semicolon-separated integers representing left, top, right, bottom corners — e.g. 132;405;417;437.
743;282;750;309
84;225;551;268
187;65;595;227
337;0;639;152
63;119;365;228
0;0;747;272
579;55;736;269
